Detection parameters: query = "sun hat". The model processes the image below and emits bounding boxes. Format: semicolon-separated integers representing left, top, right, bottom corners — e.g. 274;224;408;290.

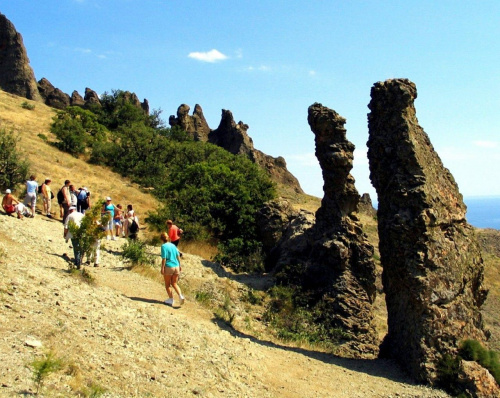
5;189;11;194
69;206;77;211
106;196;112;201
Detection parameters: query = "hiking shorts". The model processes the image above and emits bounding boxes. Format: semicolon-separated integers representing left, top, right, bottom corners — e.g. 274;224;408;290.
163;266;180;276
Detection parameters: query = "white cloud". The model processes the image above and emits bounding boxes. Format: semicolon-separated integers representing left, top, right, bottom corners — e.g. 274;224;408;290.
244;65;271;72
75;47;92;54
309;70;316;76
473;140;498;149
188;49;228;63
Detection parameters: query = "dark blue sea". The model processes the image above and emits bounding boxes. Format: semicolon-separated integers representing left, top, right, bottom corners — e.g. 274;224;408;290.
465;196;500;230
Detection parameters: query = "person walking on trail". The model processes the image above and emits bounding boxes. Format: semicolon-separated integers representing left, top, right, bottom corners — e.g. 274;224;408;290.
24;175;38;218
114;204;124;238
166;219;183;247
160;232;185;307
102;197;116;240
77;187;90;214
63;206;84;269
41;178;53;218
58;180;71;222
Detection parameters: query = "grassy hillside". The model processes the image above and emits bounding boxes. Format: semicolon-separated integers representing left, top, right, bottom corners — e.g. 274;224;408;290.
2;89;500;352
0;90;161;236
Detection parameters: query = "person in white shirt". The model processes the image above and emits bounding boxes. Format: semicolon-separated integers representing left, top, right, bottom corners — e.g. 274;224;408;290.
64;206;84;269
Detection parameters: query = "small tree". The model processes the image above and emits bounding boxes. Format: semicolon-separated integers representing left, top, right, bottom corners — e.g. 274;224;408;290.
0;128;30;192
29;351;63;395
68;200;110;265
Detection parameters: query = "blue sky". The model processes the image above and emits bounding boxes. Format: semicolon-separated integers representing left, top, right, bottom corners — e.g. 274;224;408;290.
2;0;499;200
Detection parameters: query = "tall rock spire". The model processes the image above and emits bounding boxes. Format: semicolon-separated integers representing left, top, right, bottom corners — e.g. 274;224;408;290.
367;78;489;383
0;13;41;101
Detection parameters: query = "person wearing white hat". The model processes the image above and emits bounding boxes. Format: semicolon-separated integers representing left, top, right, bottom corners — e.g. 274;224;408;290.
102;197;116;240
2;189;19;217
64;206;84;268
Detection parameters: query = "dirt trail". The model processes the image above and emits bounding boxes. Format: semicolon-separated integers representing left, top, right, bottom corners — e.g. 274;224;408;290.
0;213;450;397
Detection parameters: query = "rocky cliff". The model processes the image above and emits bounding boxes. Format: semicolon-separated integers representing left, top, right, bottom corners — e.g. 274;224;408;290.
367;79;490;386
267;103;378;356
0;13;41;101
169;104;303;193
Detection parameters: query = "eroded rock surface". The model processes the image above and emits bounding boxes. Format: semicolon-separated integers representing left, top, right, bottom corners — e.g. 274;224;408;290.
169;105;303;193
0;13;41;101
270;103;378;356
367;78;490;385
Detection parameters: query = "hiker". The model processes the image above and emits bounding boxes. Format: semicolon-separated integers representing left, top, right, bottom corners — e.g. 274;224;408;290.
69;185;78;208
2;189;30;218
127;208;140;240
41;178;53;218
114;204;124;238
160;232;185;307
76;187;90;214
123;204;135;237
63;206;84;269
102;197;116;240
24;175;38;218
166;219;183;247
58;180;71;222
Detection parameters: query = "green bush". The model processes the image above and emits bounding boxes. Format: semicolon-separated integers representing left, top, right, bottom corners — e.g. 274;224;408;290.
51;107;108;156
459;339;500;384
0;128;30;192
29;351;64;395
121;239;155;266
21;101;35;110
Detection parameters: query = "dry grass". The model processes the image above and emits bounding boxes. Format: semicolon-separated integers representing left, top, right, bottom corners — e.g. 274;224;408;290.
0;90;161;239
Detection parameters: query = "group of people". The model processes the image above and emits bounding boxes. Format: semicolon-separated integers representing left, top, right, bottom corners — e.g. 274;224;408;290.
3;176;186;307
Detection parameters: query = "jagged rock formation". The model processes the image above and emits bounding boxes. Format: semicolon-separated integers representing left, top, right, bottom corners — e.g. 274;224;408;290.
70;90;85;107
169;105;303;193
169;104;211;141
37;78;70;109
84;87;101;107
269;103;378;356
367;79;490;385
358;193;377;217
0;13;41;101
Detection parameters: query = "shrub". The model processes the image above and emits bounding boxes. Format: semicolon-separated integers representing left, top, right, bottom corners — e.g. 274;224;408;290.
459;339;500;384
21;101;35;110
37;133;47;141
214;238;265;273
0;128;30;192
121;239;155;266
29;351;64;395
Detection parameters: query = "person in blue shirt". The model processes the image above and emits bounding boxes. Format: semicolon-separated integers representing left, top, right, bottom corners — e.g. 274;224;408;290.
160;232;185;306
24;175;38;218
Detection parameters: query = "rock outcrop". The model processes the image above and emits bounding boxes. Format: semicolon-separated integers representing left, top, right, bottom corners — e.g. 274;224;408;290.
169;105;303;193
70;90;85;107
37;77;70;109
169;104;211;142
367;79;490;385
84;87;101;107
358;193;377;217
270;103;378;356
0;13;41;101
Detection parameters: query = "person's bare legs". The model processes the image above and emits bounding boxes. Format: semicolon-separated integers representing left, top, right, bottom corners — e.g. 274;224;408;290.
163;274;174;300
170;274;183;299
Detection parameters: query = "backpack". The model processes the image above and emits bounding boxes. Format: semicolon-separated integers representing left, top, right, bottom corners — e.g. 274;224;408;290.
77;190;87;201
57;188;65;204
38;184;44;194
129;218;139;234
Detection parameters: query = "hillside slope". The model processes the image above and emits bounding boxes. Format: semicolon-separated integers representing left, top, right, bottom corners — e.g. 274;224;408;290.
0;212;451;397
0;90;161;229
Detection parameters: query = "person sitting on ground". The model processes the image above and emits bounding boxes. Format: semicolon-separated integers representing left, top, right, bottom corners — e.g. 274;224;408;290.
24;175;38;218
41;178;53;218
2;189;25;218
160;232;185;307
